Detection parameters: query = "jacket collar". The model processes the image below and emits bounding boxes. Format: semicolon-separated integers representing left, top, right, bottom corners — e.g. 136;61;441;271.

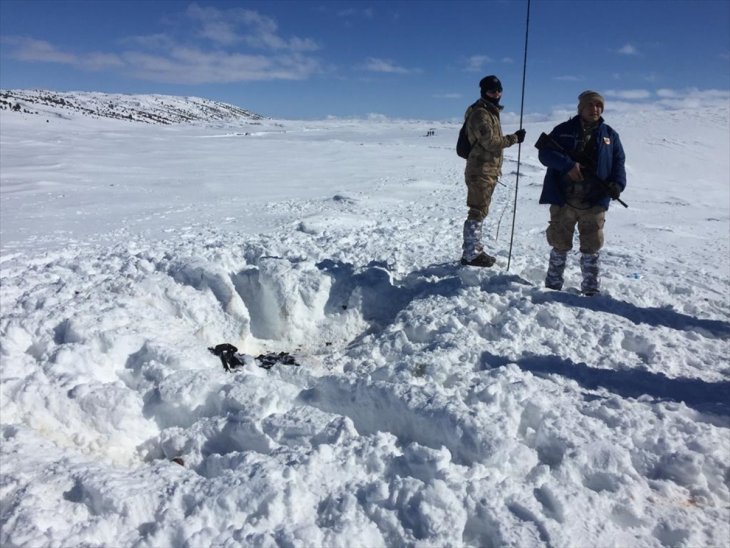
571;115;605;129
477;97;504;113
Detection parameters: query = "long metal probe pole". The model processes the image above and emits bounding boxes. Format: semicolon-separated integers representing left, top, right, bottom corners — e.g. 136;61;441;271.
507;0;531;271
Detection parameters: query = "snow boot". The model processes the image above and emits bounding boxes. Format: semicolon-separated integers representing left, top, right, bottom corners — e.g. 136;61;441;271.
461;252;496;267
461;220;495;267
545;248;567;290
580;252;601;295
461;219;484;258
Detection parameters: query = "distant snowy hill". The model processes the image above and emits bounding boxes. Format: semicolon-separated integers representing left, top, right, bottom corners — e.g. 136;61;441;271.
0;89;265;124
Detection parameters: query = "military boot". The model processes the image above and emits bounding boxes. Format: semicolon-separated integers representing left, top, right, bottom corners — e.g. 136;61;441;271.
580;252;601;295
461;219;496;267
545;248;567;290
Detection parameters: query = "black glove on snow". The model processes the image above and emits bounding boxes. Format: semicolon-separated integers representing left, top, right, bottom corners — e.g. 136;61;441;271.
606;181;622;199
514;129;526;143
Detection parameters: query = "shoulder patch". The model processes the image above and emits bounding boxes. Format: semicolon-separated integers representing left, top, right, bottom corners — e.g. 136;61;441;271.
603;137;611;145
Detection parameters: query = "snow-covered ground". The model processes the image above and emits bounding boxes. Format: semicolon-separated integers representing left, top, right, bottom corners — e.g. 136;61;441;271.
1;96;729;547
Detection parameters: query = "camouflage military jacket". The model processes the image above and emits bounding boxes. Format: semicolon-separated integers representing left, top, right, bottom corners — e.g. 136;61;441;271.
465;98;518;176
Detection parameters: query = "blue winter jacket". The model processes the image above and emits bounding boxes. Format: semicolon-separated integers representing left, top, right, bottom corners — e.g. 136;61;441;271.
538;116;626;210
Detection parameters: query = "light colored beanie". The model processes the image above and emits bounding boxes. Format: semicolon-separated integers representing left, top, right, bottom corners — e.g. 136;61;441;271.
577;90;605;112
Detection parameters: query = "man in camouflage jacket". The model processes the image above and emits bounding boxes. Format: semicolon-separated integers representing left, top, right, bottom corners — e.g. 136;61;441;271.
461;75;525;267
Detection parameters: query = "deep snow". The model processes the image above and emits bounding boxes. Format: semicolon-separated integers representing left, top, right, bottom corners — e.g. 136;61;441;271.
1;95;729;547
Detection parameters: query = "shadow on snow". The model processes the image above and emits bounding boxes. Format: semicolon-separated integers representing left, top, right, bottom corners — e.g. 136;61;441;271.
481;351;730;417
531;290;730;339
315;260;466;330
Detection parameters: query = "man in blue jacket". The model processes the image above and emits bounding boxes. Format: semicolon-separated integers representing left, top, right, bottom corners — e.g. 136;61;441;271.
537;90;626;295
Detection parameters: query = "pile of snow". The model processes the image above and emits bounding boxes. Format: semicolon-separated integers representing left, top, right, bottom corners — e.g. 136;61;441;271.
1;96;728;547
0;89;264;124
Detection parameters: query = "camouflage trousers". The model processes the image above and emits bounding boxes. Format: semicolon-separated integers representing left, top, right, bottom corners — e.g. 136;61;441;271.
465;169;498;222
546;204;606;253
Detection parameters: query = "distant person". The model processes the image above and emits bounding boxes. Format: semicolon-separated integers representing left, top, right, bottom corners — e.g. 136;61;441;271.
537;90;626;295
461;75;525;267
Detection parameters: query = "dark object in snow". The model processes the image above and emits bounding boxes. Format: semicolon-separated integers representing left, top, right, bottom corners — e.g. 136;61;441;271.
171;457;185;467
256;352;299;370
208;343;245;372
460;251;496;267
209;343;300;372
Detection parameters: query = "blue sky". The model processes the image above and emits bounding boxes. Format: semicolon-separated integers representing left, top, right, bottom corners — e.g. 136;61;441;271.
1;0;728;120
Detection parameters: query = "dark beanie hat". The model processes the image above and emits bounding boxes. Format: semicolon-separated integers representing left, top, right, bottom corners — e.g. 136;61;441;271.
578;90;605;112
479;75;503;93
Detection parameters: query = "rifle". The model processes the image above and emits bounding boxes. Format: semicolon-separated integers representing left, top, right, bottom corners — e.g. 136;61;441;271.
535;132;628;208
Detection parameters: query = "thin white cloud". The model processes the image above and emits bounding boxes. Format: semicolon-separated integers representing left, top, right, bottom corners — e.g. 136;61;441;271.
336;8;374;19
124;48;319;84
2;6;322;84
657;89;684;99
605;89;652;100
617;43;639;55
121;34;176;50
554;75;582;82
3;36;124;70
611;71;657;83
360;57;420;74
366;113;389;121
433;93;462;99
3;37;77;64
464;55;492;72
598;88;730;113
185;3;319;51
84;52;125;70
186;4;240;46
656;88;730;107
655;88;725;100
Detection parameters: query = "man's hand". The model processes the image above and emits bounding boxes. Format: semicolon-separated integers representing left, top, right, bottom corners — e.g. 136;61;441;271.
606;181;622;199
566;163;583;182
514;129;526;143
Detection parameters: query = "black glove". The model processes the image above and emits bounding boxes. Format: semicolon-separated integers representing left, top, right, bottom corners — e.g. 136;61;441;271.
514;129;526;144
606;181;622;199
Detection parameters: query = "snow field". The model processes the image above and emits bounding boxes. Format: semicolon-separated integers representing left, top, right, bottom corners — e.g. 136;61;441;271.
1;103;729;546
